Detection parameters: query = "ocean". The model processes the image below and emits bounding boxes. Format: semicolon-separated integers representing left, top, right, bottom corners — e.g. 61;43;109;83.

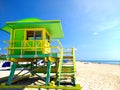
79;60;120;65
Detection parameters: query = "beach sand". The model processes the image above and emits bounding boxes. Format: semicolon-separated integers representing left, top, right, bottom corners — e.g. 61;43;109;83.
0;62;120;90
76;62;120;90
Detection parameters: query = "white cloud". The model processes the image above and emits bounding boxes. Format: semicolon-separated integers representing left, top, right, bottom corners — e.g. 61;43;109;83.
98;19;120;31
89;17;120;33
73;0;120;32
82;0;120;16
93;32;99;36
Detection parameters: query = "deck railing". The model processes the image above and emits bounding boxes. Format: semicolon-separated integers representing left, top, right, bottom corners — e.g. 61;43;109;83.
4;39;63;57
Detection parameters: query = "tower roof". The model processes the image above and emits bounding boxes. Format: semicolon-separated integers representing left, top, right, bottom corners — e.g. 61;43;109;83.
1;18;64;39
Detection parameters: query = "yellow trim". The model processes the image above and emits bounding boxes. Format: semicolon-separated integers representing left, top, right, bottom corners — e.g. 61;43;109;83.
13;29;16;54
9;28;51;54
57;48;63;80
0;84;82;89
25;28;44;40
9;29;12;54
15;28;45;30
48;57;57;62
25;28;44;53
42;29;45;53
72;48;77;82
24;30;26;48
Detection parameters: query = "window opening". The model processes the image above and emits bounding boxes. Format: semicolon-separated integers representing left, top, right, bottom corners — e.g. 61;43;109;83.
27;31;42;40
27;31;34;40
35;31;42;40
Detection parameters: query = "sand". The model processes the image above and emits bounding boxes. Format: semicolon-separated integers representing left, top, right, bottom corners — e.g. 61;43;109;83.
0;62;120;90
76;62;120;90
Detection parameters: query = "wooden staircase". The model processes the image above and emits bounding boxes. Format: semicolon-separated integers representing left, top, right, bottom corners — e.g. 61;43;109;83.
60;48;76;85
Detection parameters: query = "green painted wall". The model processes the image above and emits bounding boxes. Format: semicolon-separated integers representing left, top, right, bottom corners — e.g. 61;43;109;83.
14;30;24;54
10;29;49;55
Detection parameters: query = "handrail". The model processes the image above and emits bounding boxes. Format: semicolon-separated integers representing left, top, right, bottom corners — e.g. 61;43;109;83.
4;40;63;56
50;39;63;49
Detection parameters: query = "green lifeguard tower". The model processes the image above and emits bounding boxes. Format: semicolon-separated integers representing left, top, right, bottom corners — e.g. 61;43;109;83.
0;18;81;90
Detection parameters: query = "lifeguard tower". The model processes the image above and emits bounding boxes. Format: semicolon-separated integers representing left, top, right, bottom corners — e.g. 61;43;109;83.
0;18;81;90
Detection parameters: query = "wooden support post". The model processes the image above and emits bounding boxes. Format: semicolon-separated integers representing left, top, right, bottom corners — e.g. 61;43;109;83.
46;60;51;86
57;49;63;86
72;48;76;86
7;62;17;85
30;62;34;75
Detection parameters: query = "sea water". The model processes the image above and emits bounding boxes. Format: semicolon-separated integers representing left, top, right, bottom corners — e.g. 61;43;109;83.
79;60;120;65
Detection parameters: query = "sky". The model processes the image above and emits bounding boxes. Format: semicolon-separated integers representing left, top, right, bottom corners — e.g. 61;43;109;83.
0;0;120;60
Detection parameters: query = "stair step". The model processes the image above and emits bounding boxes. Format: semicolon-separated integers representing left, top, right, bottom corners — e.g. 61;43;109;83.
61;73;75;75
62;65;74;67
61;66;74;73
63;52;72;54
62;64;74;66
61;74;74;79
63;56;73;59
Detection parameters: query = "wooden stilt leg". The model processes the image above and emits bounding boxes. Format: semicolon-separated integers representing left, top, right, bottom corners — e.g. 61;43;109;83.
46;61;51;86
7;62;17;85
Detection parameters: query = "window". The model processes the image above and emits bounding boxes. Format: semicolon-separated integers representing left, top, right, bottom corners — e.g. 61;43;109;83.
35;31;42;40
27;31;34;40
27;31;42;40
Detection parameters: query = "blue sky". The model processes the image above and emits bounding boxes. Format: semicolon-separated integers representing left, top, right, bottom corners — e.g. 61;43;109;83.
0;0;120;60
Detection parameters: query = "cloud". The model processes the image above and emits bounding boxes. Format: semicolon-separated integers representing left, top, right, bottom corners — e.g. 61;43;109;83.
90;18;120;37
91;18;120;33
93;32;99;36
83;0;120;16
80;0;120;25
73;0;120;32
